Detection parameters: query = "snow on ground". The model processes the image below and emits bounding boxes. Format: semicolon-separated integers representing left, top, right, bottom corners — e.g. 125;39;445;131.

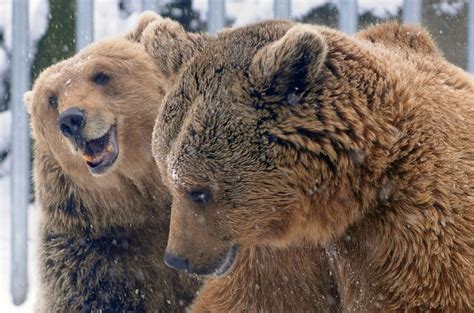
0;175;39;313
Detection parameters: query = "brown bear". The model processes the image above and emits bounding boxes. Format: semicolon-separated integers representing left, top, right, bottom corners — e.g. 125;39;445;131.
24;12;208;312
133;18;341;312
152;20;474;312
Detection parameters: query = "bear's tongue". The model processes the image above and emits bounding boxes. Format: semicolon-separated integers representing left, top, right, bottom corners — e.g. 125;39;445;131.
85;131;109;155
83;131;110;164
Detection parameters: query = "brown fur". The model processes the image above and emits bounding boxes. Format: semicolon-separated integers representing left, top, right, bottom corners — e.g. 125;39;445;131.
356;21;442;58
190;244;338;313
25;12;208;312
153;20;474;312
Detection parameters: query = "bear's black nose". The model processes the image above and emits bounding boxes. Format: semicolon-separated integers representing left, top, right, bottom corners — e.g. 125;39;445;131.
164;251;189;272
58;108;86;138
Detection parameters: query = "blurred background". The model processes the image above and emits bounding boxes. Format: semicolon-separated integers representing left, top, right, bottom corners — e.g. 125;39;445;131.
0;0;472;311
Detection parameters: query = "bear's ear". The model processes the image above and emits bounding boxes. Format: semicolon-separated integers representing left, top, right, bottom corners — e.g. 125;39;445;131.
249;25;327;101
23;90;33;114
356;22;441;57
125;11;163;43
128;12;210;79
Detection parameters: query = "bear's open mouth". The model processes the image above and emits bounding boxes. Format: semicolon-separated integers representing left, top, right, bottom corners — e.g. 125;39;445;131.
81;125;119;175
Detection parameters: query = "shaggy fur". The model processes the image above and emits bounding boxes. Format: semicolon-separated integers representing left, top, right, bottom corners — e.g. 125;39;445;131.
153;20;474;312
25;12;207;312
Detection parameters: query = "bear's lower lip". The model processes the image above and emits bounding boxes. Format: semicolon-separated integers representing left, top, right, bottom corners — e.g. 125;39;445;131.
186;244;239;277
210;244;238;277
81;125;119;175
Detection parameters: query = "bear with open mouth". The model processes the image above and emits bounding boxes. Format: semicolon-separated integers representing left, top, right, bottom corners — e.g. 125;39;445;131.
153;19;474;312
25;12;208;312
57;102;119;175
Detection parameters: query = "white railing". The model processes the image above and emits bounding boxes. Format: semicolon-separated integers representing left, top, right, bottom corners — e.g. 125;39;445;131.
273;0;292;20
8;0;474;305
469;0;474;73
76;0;95;51
10;0;30;306
208;0;226;34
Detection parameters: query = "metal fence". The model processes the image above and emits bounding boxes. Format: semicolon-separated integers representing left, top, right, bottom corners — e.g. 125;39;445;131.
8;0;474;305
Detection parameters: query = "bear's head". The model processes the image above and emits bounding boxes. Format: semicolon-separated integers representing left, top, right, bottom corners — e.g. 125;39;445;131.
25;12;208;183
153;21;401;276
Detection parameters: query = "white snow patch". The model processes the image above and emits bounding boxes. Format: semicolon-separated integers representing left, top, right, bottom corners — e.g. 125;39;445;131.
433;1;465;16
292;0;331;18
94;0;140;41
357;0;402;18
192;0;404;27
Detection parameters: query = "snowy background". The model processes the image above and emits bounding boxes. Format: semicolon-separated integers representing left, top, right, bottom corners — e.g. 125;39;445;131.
0;0;469;311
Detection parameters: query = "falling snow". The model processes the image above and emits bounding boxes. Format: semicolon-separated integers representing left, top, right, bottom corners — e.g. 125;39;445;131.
0;0;471;311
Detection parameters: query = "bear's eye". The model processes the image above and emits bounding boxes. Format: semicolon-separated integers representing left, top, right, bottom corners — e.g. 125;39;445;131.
93;72;109;86
189;189;211;205
48;96;58;109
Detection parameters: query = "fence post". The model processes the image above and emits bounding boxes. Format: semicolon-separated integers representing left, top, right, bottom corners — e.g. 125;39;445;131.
11;0;30;305
76;0;94;51
403;0;422;24
468;0;474;73
208;0;225;34
339;0;358;35
142;0;160;12
273;0;291;19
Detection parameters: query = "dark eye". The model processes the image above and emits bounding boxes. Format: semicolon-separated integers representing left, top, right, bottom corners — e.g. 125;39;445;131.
189;189;211;205
93;73;109;86
48;96;58;109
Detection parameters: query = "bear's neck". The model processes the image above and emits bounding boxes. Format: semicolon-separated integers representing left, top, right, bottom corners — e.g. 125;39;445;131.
35;149;170;235
191;244;339;312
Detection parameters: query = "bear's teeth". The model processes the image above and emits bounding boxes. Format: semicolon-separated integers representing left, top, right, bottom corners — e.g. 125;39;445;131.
83;154;95;162
106;142;113;153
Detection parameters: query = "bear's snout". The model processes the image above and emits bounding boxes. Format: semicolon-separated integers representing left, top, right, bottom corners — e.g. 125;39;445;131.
58;107;86;138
